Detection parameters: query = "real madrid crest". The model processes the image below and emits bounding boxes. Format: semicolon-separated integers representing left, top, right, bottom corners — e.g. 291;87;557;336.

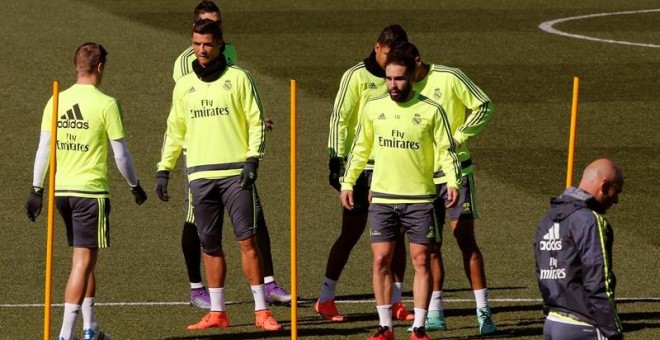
412;113;421;125
223;80;232;91
434;88;441;100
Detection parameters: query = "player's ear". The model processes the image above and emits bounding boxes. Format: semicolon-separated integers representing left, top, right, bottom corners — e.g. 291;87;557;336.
600;179;611;195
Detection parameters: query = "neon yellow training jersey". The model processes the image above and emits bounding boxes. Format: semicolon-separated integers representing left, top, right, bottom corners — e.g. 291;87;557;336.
327;59;387;168
414;64;493;184
341;92;460;204
173;43;238;82
40;84;125;197
158;65;265;181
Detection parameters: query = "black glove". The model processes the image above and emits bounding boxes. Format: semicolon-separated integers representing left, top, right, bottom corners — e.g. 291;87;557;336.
130;181;147;205
328;157;344;191
239;157;259;189
25;187;44;222
155;170;170;202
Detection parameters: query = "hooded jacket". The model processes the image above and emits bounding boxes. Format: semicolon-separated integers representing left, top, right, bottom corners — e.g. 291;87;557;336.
534;187;623;338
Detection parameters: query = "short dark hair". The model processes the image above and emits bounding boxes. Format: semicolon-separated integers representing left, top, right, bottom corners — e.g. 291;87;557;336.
385;47;416;76
193;18;223;41
376;24;408;47
390;41;420;59
194;1;221;21
74;42;107;73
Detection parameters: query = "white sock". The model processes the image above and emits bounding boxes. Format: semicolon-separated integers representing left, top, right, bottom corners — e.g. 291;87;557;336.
208;287;226;312
190;282;204;289
376;305;393;328
429;290;444;312
59;303;80;339
264;276;275;284
319;277;337;303
81;297;97;330
474;288;489;309
251;284;267;311
412;308;427;328
391;282;403;304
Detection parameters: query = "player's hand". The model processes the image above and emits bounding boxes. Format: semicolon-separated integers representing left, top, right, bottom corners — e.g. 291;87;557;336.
24;187;44;222
368;190;373;204
239;157;259;189
130;181;147;205
340;190;354;210
265;118;274;131
155;170;170;202
328;157;344;191
445;187;459;208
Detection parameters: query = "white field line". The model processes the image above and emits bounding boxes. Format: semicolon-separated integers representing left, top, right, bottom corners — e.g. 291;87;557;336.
539;9;660;48
2;297;659;308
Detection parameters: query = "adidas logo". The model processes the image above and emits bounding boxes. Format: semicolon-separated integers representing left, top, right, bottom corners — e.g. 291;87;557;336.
378;113;386;120
188;86;196;93
57;104;89;129
540;222;562;251
368;82;377;90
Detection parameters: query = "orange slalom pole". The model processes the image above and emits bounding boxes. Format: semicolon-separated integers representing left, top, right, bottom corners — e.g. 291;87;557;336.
289;79;298;339
44;80;59;340
566;77;580;188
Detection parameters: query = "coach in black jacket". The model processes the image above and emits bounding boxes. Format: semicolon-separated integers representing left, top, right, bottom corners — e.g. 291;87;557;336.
534;158;624;340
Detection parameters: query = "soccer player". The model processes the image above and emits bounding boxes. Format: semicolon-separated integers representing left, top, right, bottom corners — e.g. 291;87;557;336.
172;0;290;308
319;24;412;322
24;42;147;340
535;159;624;340
340;49;461;340
394;42;497;334
156;19;282;331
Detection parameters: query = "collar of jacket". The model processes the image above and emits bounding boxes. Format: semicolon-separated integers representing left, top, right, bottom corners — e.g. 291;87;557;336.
561;187;607;215
192;51;228;82
363;51;385;78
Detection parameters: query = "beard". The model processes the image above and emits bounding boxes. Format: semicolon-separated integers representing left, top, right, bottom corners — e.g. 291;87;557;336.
389;83;412;102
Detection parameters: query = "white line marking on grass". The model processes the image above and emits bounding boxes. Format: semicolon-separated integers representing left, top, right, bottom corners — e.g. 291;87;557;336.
539;9;660;48
2;297;659;308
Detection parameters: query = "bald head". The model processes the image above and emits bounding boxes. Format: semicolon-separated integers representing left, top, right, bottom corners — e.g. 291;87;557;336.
578;158;624;212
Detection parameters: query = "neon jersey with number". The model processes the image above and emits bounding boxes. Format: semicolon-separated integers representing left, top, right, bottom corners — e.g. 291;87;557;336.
342;92;460;204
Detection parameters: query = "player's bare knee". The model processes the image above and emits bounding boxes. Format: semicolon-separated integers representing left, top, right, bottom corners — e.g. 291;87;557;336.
373;254;392;270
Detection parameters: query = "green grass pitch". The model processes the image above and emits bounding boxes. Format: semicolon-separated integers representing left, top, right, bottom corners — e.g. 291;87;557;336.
0;0;658;338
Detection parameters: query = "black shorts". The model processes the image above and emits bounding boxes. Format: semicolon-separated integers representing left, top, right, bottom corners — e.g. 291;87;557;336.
434;173;478;225
368;203;438;244
56;196;111;248
189;177;256;253
345;169;372;215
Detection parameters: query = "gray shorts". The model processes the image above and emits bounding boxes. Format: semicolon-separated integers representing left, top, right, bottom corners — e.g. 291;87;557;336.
368;203;438;244
434;173;478;224
189;176;255;253
184;170;266;229
56;196;111;248
544;313;607;339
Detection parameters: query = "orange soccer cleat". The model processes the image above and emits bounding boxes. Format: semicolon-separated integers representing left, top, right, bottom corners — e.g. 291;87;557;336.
368;325;394;340
255;309;283;331
315;299;345;322
187;311;229;330
392;302;414;321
